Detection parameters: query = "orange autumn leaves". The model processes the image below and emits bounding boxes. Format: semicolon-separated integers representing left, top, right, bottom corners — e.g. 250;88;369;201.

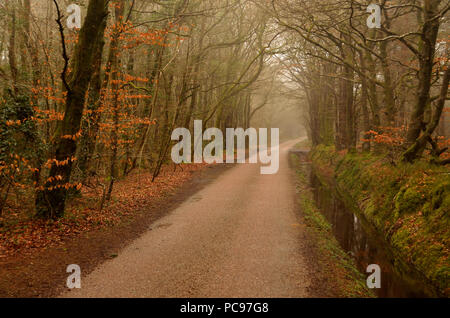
361;126;450;160
43;157;78;169
37;157;82;192
0;153;81;192
35;182;82;192
362;126;406;147
5;120;23;127
0;154;39;190
61;130;82;141
437;136;450;160
96;71;157;150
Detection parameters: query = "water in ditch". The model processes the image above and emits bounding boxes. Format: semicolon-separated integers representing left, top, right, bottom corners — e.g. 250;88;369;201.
309;169;441;298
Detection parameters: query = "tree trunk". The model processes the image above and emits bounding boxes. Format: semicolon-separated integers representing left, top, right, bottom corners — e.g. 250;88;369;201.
403;68;450;162
35;0;109;219
77;16;108;183
404;0;442;152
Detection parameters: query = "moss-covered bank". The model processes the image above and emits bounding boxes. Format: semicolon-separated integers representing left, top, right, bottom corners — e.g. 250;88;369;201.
310;145;450;297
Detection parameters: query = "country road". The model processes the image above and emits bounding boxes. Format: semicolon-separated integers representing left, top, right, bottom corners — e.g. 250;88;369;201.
62;139;314;298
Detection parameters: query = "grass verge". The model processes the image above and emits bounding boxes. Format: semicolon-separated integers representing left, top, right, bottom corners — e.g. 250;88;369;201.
291;151;374;298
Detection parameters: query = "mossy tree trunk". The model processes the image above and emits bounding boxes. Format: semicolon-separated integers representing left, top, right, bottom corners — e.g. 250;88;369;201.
403;0;443;162
77;17;107;184
403;68;450;163
35;0;109;219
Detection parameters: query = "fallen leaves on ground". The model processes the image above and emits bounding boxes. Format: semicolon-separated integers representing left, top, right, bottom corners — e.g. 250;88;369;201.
0;163;209;258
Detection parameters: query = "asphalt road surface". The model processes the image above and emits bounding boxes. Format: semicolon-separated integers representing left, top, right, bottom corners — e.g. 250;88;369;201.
62;139;313;297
